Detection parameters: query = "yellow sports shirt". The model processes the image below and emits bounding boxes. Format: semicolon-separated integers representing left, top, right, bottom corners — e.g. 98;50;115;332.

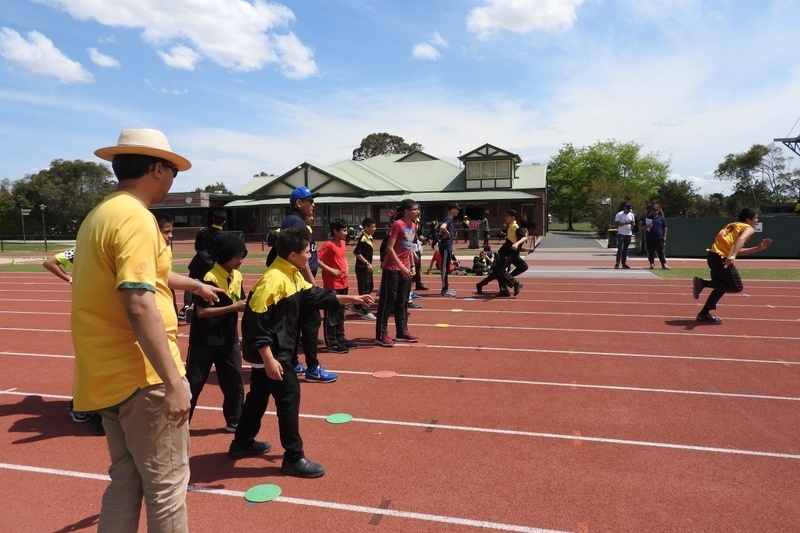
708;222;750;258
71;191;183;412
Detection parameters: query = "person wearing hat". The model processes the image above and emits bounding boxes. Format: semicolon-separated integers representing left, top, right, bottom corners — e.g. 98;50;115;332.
185;233;248;431
436;202;461;297
71;128;222;531
614;202;636;269
265;185;338;383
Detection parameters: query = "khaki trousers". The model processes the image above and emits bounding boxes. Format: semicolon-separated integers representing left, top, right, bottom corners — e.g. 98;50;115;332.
99;379;190;533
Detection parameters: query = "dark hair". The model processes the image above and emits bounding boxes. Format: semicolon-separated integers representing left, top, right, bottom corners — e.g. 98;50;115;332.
362;217;375;227
505;209;518;218
213;210;227;225
111;154;162;180
154;212;173;228
276;227;310;259
482;245;491;252
329;218;348;233
738;208;757;222
396;199;418;220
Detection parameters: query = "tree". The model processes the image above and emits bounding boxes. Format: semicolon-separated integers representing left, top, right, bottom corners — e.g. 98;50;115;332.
5;160;115;236
655;179;701;217
715;143;800;207
194;182;232;194
547;140;670;232
352;133;423;161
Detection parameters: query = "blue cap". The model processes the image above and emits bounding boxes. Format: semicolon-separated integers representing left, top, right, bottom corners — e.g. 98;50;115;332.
290;186;318;205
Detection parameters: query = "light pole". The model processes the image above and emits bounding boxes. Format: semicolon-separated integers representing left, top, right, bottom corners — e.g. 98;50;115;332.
39;204;47;252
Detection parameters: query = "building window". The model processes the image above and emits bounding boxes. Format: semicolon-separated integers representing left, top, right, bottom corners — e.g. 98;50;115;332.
466;161;512;189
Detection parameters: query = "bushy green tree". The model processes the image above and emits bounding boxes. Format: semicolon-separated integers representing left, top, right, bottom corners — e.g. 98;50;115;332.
715;143;799;207
352;133;423;161
194;182;232;194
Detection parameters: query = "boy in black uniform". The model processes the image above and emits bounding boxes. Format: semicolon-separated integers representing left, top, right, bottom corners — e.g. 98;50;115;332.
229;228;374;478
353;217;377;320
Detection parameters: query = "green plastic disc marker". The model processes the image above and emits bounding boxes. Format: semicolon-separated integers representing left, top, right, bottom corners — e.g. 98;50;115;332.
244;484;282;503
326;413;353;424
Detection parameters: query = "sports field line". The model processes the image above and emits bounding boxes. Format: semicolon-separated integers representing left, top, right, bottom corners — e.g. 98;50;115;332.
0;462;564;533
4;389;800;462
1;322;798;342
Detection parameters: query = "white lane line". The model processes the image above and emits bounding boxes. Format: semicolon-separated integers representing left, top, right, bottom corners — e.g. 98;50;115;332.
1;322;798;341
0;462;566;533
3;390;800;461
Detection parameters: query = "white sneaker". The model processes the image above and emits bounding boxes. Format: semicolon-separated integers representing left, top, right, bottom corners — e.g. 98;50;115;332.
361;312;377;320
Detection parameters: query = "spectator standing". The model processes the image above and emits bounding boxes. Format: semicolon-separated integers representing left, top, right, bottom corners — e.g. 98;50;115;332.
186;233;248;432
614;202;635;269
644;204;669;269
481;213;490;247
353;217;377;320
318;218;358;353
71;128;221;531
692;208;773;323
437;202;460;297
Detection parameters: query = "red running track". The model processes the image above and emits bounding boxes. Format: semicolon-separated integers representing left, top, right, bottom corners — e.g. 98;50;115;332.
1;271;799;532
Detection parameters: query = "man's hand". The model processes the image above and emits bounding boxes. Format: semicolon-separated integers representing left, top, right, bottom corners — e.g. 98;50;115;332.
163;377;191;427
195;283;223;304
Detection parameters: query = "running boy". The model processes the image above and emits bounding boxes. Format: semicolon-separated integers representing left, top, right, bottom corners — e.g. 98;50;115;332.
353;217;377;320
692;208;773;323
318;218;358;353
230;228;374;477
186;233;247;432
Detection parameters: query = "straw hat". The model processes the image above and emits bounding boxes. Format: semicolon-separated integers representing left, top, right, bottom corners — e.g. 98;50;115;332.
94;128;191;171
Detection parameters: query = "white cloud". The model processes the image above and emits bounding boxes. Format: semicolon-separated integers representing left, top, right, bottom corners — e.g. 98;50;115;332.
158;45;201;71
40;0;317;77
87;47;120;68
429;32;448;47
411;43;441;61
467;0;585;40
0;27;93;83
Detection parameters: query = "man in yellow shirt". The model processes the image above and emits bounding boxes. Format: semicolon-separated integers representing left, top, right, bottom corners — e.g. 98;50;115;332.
692;208;773;323
71;129;220;532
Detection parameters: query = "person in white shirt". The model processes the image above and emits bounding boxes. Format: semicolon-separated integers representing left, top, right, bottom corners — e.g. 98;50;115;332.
614;202;636;269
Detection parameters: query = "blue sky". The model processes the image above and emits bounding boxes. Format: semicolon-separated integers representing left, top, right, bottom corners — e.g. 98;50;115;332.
1;0;798;196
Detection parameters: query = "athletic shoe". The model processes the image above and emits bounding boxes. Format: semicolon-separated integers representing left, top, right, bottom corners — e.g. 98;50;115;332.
327;344;349;354
408;301;423;309
225;423;238;433
281;457;325;478
411;292;421;299
415;284;430;291
696;313;721;324
339;339;359;349
229;439;272;459
375;336;395;347
305;365;338;383
649;263;655;269
692;277;703;300
361;312;377;320
293;362;307;374
614;264;619;269
661;265;670;270
69;407;92;423
621;264;631;269
441;289;457;297
496;290;511;297
178;306;188;321
395;332;419;343
513;282;523;296
475;283;484;295
345;305;358;312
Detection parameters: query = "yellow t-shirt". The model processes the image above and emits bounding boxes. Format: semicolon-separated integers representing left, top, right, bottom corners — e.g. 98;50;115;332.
71;191;183;412
708;222;750;258
507;221;520;244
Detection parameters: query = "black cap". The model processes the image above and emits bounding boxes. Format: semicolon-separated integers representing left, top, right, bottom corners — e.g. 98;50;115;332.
214;233;248;264
447;202;461;210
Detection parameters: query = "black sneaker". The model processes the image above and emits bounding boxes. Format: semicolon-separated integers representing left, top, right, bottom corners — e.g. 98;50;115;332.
415;284;430;291
229;440;272;459
513;282;523;296
692;277;703;300
339;339;359;349
327;344;349;354
281;457;325;478
621;264;631;269
496;290;511;297
89;414;105;435
696;313;721;324
475;283;483;295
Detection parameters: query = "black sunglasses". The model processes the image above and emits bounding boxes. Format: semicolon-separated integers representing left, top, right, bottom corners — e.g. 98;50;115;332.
159;161;179;178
